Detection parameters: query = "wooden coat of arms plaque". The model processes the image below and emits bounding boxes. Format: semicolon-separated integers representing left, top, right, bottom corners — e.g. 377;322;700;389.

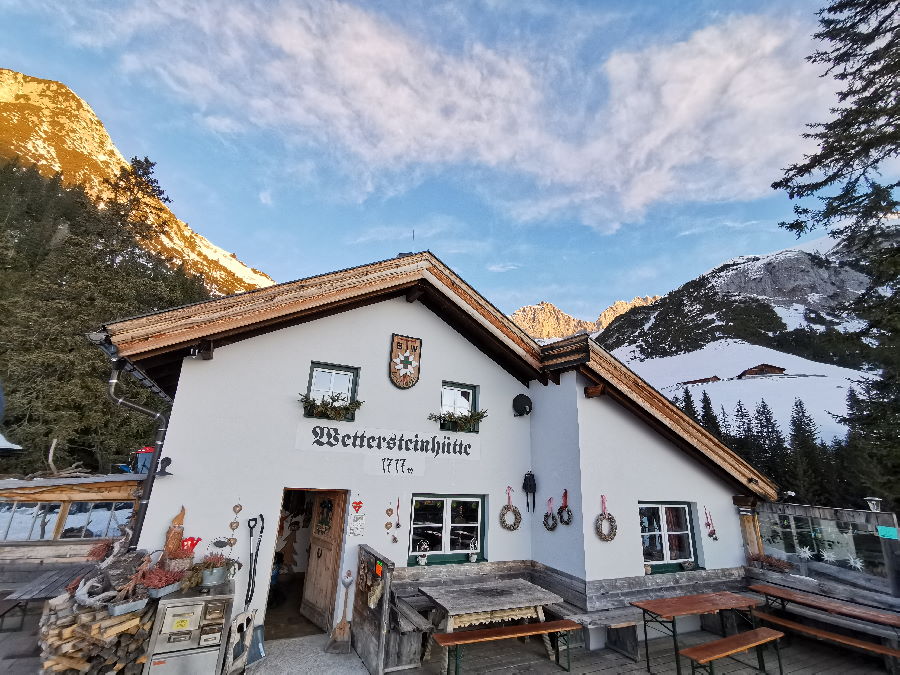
389;334;422;389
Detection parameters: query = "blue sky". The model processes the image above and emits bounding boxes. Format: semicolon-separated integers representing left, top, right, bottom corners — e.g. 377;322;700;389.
1;0;835;319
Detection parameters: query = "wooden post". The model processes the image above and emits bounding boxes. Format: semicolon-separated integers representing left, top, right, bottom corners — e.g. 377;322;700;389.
732;495;763;558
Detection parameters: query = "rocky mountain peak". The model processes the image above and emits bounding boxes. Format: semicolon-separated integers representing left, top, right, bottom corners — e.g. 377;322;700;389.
595;296;660;330
0;68;274;296
510;302;595;340
510;296;661;340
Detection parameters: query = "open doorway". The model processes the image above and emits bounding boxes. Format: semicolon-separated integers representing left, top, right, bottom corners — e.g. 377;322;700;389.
265;488;347;641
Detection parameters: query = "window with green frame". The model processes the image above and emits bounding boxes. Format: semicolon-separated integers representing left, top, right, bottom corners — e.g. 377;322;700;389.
408;495;485;565
639;503;699;573
304;362;361;420
439;381;479;432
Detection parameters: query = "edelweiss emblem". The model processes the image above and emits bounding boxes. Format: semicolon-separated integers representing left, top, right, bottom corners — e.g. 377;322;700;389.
389;334;422;388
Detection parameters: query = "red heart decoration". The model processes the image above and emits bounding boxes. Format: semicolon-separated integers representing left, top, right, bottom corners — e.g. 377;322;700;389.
352;501;363;513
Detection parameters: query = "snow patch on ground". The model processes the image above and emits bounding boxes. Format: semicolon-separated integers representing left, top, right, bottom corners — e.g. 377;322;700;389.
613;339;867;442
772;304;808;331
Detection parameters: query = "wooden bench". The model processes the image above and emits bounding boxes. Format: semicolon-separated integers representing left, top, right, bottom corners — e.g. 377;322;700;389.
679;627;784;674
433;619;582;674
753;610;900;666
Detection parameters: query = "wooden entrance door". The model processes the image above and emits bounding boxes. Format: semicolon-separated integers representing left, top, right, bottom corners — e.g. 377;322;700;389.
300;490;346;631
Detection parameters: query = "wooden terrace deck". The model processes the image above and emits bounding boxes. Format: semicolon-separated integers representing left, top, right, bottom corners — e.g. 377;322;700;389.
409;629;887;674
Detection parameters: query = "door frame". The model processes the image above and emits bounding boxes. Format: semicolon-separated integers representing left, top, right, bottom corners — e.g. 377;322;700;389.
271;488;348;633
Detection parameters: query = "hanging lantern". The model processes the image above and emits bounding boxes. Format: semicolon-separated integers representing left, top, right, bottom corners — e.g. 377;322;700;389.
522;471;537;512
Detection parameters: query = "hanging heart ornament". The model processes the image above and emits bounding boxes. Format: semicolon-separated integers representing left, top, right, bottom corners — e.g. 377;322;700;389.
233;504;243;514
385;521;393;530
385;508;394;517
229;520;240;531
227;537;237;547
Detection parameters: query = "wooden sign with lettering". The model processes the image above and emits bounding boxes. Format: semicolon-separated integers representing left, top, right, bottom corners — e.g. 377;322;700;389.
389;334;421;389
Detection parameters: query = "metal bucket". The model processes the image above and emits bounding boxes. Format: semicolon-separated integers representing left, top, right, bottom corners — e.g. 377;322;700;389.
201;566;227;586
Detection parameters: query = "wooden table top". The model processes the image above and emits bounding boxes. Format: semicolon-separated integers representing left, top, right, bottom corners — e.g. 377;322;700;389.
8;563;94;602
631;591;760;620
419;578;562;616
749;583;900;628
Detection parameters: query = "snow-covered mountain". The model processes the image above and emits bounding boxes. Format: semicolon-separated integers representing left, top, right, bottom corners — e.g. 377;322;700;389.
597;237;877;439
0;68;273;296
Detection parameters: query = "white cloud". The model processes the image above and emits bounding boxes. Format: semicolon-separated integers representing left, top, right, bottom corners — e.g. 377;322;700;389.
18;1;835;230
487;262;521;272
258;189;273;206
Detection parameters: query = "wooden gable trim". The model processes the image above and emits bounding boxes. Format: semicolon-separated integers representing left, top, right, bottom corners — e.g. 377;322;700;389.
579;344;778;500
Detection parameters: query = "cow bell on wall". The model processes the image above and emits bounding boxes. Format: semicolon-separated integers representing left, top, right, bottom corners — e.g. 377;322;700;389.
522;471;537;512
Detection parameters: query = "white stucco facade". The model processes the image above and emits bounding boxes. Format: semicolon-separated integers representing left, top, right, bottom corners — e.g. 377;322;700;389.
137;296;748;625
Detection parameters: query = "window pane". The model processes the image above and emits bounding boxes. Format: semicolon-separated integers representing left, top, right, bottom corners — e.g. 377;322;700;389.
412;526;442;553
61;502;92;539
311;369;333;394
639;507;661;534
85;503;115;538
450;526;479;552
642;533;664;561
668;533;692;561
450;500;479;524
331;372;352;399
32;504;61;541
108;503;134;537
441;386;472;414
665;507;689;533
0;502;13;540
412;499;444;525
6;503;36;540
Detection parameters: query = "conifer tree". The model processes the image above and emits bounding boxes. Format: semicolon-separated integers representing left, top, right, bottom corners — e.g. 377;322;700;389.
788;398;822;504
680;387;699;420
0;157;209;474
773;0;899;508
699;390;722;438
752;399;787;484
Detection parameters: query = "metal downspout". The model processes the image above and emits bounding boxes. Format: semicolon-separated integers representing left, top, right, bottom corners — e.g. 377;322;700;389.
107;359;168;550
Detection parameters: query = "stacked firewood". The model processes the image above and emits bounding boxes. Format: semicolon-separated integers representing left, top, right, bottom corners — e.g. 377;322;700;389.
39;597;155;674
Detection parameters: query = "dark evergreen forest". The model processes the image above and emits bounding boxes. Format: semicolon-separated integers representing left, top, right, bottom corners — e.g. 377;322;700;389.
0;158;210;475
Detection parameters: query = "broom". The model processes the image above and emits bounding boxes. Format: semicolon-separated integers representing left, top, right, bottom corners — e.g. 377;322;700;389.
325;570;354;654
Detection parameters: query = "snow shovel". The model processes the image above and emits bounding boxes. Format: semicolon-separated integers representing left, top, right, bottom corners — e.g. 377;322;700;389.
325;571;354;654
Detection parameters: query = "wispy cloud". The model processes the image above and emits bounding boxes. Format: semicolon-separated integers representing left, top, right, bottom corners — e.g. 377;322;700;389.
258;189;273;206
346;214;460;245
487;262;521;272
13;1;834;230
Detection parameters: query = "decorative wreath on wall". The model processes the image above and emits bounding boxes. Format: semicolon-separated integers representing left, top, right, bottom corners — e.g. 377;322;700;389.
594;495;616;541
499;486;522;531
499;504;522;531
543;498;558;531
594;513;617;541
557;489;572;526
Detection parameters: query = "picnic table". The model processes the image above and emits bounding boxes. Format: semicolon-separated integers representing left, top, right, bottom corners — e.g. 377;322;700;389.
0;564;95;631
631;591;760;675
420;578;563;662
748;583;900;628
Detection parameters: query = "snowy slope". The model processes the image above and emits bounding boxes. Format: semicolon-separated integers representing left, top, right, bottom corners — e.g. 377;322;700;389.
613;339;867;442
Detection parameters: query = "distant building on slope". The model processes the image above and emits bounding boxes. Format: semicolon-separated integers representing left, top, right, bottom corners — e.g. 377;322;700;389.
678;376;721;386
736;364;786;379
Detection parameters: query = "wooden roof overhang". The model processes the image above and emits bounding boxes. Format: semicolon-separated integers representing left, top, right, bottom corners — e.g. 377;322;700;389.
541;334;778;500
97;253;544;397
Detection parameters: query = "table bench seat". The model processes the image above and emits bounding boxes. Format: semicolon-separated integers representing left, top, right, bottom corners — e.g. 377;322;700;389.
680;627;784;674
753;609;900;659
434;619;581;673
